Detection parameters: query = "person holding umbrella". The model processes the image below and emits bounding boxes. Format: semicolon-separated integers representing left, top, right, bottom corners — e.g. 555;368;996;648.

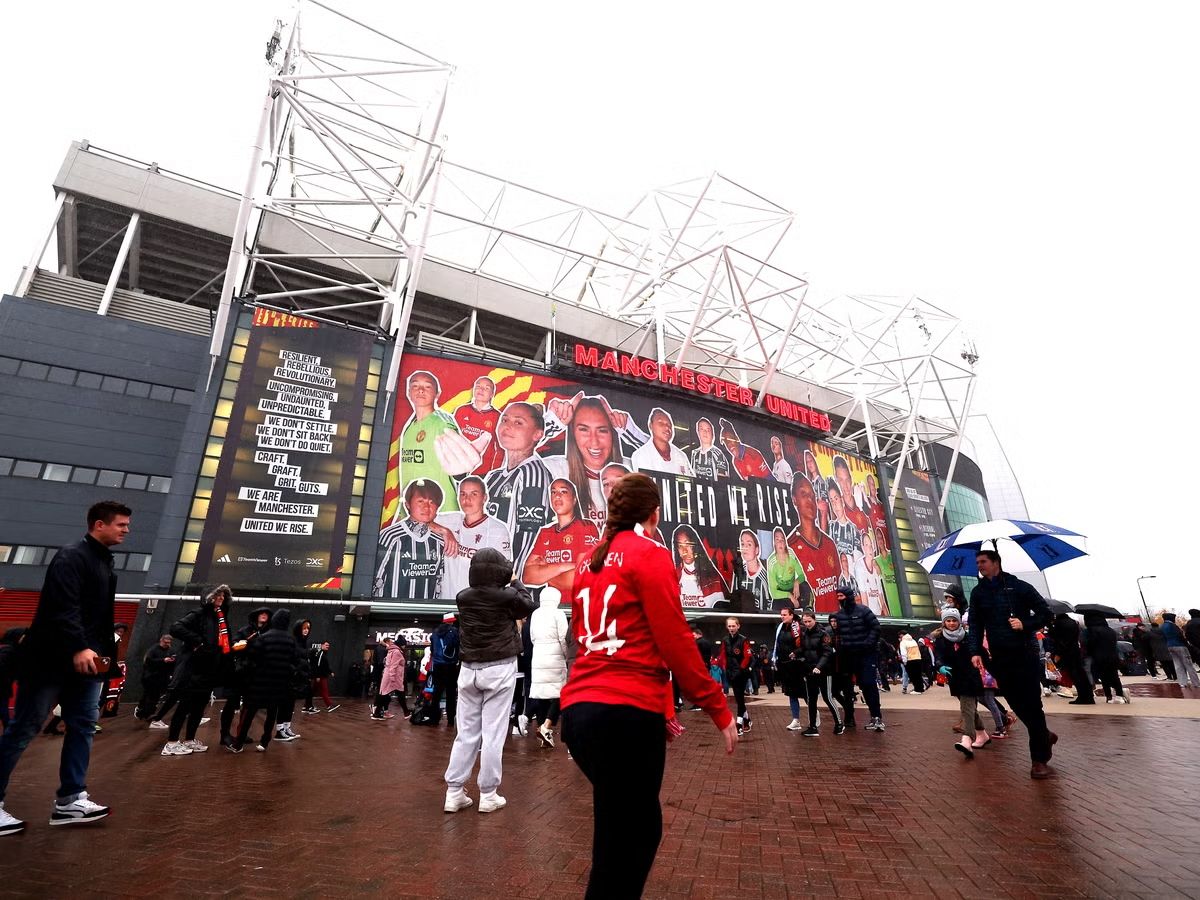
968;549;1057;779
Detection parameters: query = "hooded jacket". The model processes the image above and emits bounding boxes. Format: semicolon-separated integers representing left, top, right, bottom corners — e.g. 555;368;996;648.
169;586;233;692
1081;613;1119;667
831;595;880;652
1049;615;1082;661
235;607;272;643
1147;625;1170;661
1187;612;1200;651
245;609;300;702
455;548;537;663
1160;614;1189;649
529;593;570;699
796;622;835;673
379;643;406;695
292;620;313;681
934;632;985;697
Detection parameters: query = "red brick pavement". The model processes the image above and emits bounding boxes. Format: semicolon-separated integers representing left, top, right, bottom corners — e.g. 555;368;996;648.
1;696;1199;898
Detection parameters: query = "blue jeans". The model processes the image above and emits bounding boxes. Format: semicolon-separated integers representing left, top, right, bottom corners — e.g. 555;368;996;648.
0;672;103;802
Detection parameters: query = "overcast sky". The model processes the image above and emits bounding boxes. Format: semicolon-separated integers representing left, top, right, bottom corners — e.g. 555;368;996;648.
1;2;1192;614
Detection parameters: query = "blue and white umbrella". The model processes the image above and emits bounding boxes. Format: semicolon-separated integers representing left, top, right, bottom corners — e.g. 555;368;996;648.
917;519;1087;576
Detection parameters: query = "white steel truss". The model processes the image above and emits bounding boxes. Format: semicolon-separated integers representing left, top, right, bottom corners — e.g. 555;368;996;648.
209;1;978;500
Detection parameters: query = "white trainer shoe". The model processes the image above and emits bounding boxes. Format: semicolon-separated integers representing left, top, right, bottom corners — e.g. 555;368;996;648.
148;720;168;730
161;741;193;756
182;739;208;753
444;789;473;813
0;803;25;836
49;792;110;826
537;722;555;748
478;791;507;813
786;718;803;731
517;714;529;736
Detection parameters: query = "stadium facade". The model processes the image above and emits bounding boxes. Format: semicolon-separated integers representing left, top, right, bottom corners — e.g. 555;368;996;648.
0;6;1007;681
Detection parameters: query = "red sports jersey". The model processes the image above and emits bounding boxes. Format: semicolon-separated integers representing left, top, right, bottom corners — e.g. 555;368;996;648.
454;404;503;474
866;500;890;552
561;527;733;729
530;517;599;567
787;528;841;613
732;445;771;480
845;502;870;537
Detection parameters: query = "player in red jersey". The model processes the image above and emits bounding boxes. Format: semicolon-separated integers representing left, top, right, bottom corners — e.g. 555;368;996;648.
718;418;771;480
833;455;871;535
786;473;841;613
454;375;504;475
561;473;737;899
522;479;599;595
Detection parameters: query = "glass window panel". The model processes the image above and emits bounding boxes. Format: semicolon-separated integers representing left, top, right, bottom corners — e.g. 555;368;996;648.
228;344;246;363
354;463;368;479
125;380;151;398
341;555;354;575
184;519;205;541
369;357;383;376
12;460;42;478
42;463;72;482
199;457;219;478
225;364;242;381
101;376;127;394
189;498;210;519
0;357;18;375
149;384;174;402
214;399;234;419
111;553;127;569
13;546;45;565
0;545;12;563
47;366;75;385
123;473;148;491
71;467;97;484
174;565;195;588
219;380;237;400
359;425;373;443
128;553;152;572
210;419;228;438
17;361;49;379
352;477;366;496
148;476;172;493
0;457;12;476
204;439;224;457
347;515;361;536
178;542;200;564
233;327;251;347
97;470;124;488
75;371;103;389
357;441;370;458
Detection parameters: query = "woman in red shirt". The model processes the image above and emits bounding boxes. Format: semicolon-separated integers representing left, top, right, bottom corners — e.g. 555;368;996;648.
561;473;737;899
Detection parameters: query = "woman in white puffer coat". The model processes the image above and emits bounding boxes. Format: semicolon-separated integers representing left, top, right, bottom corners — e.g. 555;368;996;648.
528;592;570;748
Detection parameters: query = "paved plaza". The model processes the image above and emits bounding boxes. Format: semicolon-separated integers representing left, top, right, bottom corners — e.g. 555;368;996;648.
2;683;1199;898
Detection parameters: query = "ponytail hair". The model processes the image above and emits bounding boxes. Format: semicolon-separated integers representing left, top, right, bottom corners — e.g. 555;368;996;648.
588;472;661;573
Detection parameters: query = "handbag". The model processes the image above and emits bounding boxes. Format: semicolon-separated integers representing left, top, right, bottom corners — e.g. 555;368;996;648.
980;668;998;690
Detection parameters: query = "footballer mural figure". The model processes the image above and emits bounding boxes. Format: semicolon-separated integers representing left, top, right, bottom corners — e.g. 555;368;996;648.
690;416;730;480
673;524;728;609
396;370;479;516
630;407;694;476
522;478;599;601
433;476;512;600
375;479;446;599
454;375;504;474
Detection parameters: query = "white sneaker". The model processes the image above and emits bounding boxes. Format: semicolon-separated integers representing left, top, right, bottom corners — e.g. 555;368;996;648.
161;741;193;756
326;704;340;713
148;720;168;730
444;789;473;813
1106;698;1118;704
478;791;507;813
786;718;803;731
1122;695;1132;704
537;722;555;748
182;739;208;753
199;717;211;726
49;791;110;826
517;714;529;736
0;803;25;836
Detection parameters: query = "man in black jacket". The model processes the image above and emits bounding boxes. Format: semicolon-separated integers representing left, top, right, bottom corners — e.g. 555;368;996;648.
1049;613;1093;705
231;610;300;753
968;549;1057;779
443;548;537;814
0;500;131;835
135;634;176;721
831;586;885;731
219;606;270;747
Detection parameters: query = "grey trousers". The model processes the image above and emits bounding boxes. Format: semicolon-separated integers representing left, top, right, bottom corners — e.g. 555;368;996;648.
444;657;518;794
1169;647;1200;687
958;694;984;731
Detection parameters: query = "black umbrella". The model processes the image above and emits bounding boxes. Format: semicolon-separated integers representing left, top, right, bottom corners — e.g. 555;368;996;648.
1075;603;1123;618
1046;598;1074;615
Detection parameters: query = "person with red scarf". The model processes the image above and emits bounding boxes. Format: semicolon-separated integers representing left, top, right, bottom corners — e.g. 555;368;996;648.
561;473;737;899
161;585;233;756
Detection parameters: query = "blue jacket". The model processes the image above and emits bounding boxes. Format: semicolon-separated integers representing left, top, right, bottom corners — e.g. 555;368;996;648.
967;572;1050;658
1161;621;1188;649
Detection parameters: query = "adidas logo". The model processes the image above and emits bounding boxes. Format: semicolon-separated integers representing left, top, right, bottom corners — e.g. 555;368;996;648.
806;563;815;572
217;554;232;563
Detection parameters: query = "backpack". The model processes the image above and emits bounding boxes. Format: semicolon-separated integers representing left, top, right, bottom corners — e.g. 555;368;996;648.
432;627;459;665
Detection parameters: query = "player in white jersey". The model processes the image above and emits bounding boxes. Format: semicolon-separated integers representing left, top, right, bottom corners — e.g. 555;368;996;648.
374;479;446;599
483;401;553;570
630;407;694;477
434;476;513;601
768;436;794;485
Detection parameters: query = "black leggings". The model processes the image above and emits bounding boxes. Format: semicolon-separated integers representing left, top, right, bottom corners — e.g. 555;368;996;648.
168;692;207;742
728;669;750;722
528;697;561;727
905;660;925;692
373;690;411;717
236;701;279;748
804;674;842;728
563;702;666;900
1094;662;1125;700
220;688;243;739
